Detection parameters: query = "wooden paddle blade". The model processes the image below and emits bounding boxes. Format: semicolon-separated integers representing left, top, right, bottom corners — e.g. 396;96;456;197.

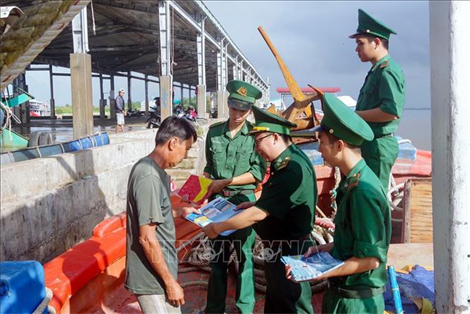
258;26;306;102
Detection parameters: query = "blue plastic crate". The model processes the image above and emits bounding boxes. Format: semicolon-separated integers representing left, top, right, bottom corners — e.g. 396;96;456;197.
93;134;103;146
80;137;94;149
102;132;110;145
10;147;40;162
0;261;48;314
62;140;81;153
39;144;64;157
396;136;417;161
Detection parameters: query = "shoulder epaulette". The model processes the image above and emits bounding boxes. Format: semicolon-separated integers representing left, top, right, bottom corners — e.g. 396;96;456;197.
209;121;224;129
347;173;361;191
379;60;390;69
276;156;290;171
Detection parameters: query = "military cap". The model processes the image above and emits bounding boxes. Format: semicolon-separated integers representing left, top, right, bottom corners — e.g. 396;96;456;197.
349;9;397;40
226;80;262;111
249;106;297;135
313;93;374;146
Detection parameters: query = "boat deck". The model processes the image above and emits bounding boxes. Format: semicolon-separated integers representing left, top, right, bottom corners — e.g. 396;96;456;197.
83;242;434;314
90;265;324;314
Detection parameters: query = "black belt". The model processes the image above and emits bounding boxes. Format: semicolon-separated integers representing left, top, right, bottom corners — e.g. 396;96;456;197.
221;189;254;197
327;280;385;299
375;133;393;138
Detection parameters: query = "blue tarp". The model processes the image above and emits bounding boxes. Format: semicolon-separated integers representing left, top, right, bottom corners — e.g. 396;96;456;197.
384;265;435;313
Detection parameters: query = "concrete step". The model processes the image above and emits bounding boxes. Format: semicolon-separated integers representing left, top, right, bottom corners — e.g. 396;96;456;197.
166;169;196;182
177;157;198;170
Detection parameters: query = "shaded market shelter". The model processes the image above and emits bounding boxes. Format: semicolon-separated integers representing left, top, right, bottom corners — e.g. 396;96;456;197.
1;0;269;138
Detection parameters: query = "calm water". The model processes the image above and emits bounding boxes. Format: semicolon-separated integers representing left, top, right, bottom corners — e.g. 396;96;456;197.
396;109;431;151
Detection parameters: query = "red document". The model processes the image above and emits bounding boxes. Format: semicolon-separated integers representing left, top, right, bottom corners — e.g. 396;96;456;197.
177;175;212;205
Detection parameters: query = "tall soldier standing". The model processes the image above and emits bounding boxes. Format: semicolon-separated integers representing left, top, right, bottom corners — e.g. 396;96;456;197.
203;80;266;314
350;9;405;190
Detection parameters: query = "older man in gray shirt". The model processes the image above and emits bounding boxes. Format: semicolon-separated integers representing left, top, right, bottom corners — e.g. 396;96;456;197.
126;116;200;313
115;88;126;133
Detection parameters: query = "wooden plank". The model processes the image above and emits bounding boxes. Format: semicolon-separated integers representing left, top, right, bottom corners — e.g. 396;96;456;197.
403;178;433;243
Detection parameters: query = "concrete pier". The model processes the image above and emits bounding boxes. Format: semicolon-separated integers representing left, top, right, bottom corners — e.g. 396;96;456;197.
0;128;207;263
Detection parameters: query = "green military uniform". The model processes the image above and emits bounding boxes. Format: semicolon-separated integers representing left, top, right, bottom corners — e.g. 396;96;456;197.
250;106;317;314
204;80;266;314
314;93;391;313
351;9;405;190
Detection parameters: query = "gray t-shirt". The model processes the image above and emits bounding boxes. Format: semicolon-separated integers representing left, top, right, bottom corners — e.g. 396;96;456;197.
115;95;125;111
125;157;177;295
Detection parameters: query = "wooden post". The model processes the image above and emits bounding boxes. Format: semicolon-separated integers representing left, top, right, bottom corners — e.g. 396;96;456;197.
70;53;93;139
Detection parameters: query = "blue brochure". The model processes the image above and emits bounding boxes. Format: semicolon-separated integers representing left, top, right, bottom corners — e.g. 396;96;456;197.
281;252;344;282
184;197;240;236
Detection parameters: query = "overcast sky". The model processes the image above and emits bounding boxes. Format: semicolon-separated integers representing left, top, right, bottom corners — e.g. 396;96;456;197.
205;1;430;109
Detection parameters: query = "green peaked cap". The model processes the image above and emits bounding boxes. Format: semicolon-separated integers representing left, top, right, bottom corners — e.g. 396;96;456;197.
313;93;374;146
349;9;397;40
249;106;297;135
226;80;262;111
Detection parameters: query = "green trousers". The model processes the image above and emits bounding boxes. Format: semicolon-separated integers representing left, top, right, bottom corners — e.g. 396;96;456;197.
205;194;256;314
361;136;399;191
263;254;314;314
322;288;385;314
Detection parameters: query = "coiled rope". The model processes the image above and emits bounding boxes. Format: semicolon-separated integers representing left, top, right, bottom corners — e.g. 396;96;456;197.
177;229;333;293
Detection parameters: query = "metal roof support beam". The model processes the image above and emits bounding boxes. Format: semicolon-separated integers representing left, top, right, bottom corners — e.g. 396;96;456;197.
168;1;216;49
264;77;271;105
168;0;267;89
110;73;116;120
232;63;238;81
180;82;184;101
197;16;206;86
159;0;173;120
196;14;207;118
159;0;172;76
216;39;224;91
223;43;228;86
232;56;238;80
145;74;149;115
99;73;106;119
72;7;89;53
192;1;267;87
127;71;132;110
49;65;56;119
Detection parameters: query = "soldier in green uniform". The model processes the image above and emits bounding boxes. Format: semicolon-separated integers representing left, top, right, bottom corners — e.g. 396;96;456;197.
289;93;391;313
204;106;317;314
203;80;266;314
350;9;405;191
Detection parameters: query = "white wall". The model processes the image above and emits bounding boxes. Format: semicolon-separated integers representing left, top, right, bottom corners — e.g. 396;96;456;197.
430;1;470;313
